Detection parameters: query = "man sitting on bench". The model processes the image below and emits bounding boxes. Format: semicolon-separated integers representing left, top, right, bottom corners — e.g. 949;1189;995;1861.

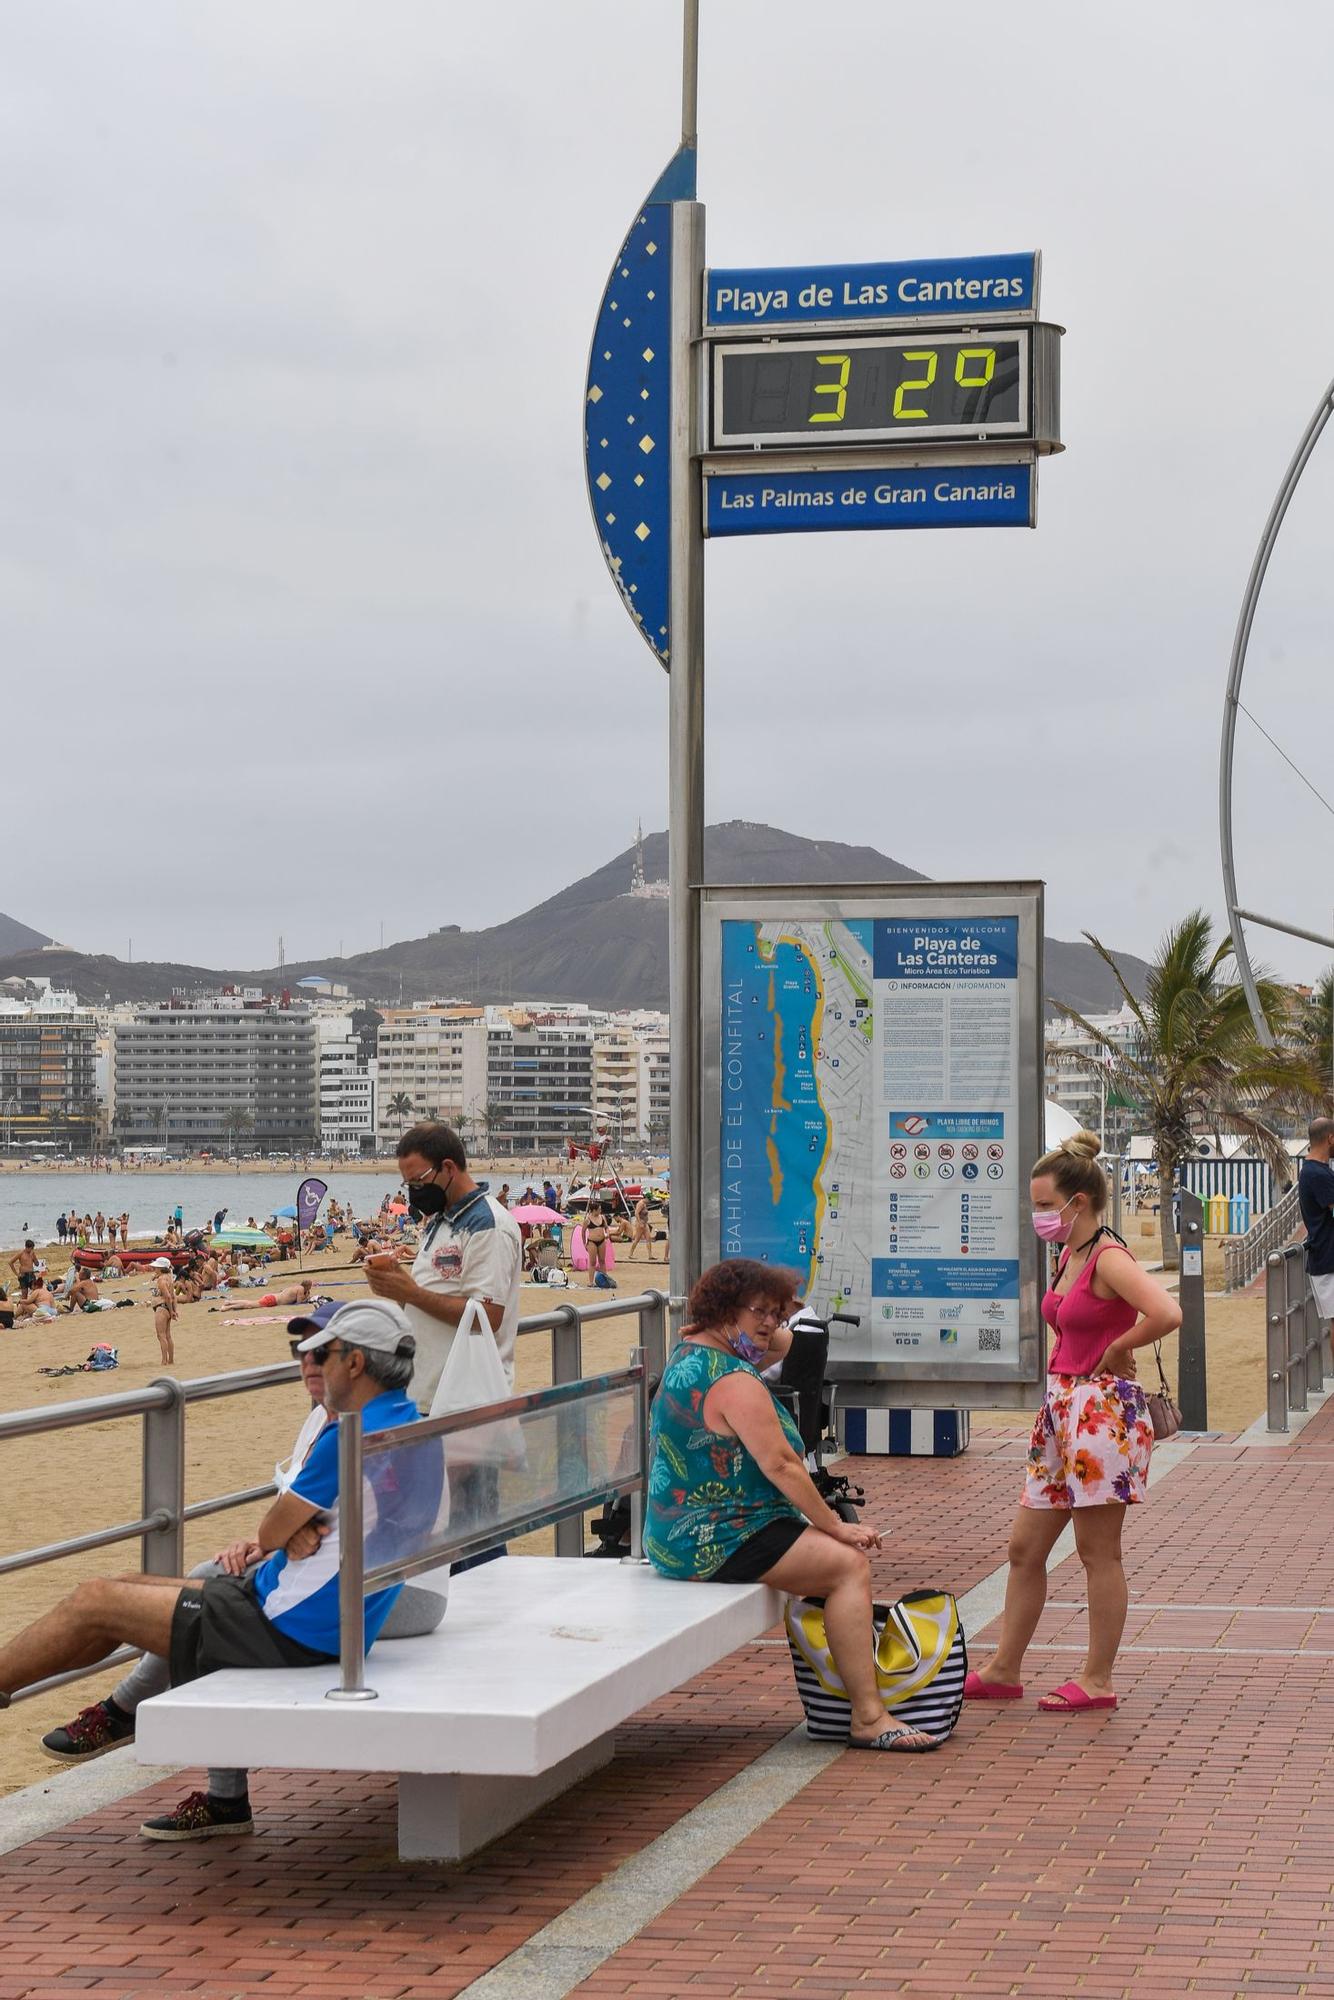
0;1300;424;1821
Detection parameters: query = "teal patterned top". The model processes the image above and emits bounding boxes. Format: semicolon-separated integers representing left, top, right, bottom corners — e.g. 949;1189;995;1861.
645;1340;805;1580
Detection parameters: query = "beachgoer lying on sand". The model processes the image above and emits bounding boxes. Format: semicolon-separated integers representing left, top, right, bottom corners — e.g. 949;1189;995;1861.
259;1278;316;1308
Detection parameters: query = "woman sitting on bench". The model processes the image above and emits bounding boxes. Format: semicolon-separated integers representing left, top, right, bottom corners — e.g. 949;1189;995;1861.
644;1259;934;1755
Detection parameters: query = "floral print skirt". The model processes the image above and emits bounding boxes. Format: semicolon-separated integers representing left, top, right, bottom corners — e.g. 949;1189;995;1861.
1022;1374;1153;1509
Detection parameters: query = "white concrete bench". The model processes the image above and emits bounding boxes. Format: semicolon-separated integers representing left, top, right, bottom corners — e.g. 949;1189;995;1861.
135;1557;781;1860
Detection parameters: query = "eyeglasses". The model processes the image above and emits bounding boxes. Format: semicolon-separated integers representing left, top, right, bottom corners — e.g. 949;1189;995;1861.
738;1301;782;1323
404;1165;446;1191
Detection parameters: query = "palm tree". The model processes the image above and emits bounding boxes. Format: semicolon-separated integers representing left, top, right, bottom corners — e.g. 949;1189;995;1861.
1052;910;1321;1267
387;1091;414;1132
221;1106;255;1160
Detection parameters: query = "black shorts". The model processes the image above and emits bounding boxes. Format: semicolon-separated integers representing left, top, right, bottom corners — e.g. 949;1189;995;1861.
710;1517;807;1583
168;1575;335;1688
17;1273;35;1294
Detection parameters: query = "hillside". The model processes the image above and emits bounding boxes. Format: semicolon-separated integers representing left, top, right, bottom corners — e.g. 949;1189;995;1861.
0;910;51;958
0;822;1148;1014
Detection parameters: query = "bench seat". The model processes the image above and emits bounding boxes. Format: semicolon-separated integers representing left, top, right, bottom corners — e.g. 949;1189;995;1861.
135;1557;782;1859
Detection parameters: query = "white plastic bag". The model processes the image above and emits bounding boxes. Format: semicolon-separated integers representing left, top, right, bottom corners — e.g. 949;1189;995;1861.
428;1296;526;1470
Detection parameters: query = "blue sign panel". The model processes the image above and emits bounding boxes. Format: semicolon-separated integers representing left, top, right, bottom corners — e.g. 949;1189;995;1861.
705;464;1033;537
705;253;1037;330
874;918;1020;981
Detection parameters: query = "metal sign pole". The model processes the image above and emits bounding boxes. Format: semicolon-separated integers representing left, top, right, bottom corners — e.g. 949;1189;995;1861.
668;198;705;1302
1177;1188;1208;1430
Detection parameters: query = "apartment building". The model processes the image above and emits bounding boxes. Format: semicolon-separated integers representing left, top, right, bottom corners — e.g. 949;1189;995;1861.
318;1016;378;1156
374;1007;486;1149
0;988;99;1152
1044;1005;1143;1152
113;1000;319;1154
485;1012;596;1155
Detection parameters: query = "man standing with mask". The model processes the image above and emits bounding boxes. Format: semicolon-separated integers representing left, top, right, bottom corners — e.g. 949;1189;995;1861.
366;1122;522;1414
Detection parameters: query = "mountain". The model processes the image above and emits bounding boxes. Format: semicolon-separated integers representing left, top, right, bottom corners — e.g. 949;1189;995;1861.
0;910;52;958
0;822;1149;1015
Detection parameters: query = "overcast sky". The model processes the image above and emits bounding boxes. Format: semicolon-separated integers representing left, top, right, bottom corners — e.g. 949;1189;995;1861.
4;1;1332;984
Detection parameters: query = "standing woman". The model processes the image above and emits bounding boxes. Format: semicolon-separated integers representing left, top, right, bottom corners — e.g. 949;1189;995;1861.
966;1131;1180;1713
646;1259;934;1751
628;1196;654;1263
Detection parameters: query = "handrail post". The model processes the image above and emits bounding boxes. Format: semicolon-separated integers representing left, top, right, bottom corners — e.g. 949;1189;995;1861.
141;1379;185;1576
326;1413;376;1701
1267;1252;1287;1433
1309;1267;1327;1393
641;1288;671;1385
1287;1247;1308;1412
626;1346;650;1563
553;1304;584;1558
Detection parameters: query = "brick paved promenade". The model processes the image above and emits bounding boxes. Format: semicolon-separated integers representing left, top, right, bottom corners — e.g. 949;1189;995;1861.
4;1405;1334;2000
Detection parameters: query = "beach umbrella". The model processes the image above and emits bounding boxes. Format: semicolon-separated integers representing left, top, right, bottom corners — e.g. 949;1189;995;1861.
510;1204;564;1225
272;1204;299;1219
211;1227;277;1249
386;1200;409;1217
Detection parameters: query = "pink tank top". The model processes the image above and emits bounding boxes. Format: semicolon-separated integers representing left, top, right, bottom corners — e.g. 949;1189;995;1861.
1042;1240;1137;1376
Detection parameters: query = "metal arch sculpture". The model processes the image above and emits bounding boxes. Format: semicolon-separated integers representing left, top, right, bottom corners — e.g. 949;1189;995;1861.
1219;375;1334;1046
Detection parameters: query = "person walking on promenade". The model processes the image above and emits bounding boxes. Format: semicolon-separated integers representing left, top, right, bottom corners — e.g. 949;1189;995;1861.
965;1131;1181;1713
1299;1118;1334;1330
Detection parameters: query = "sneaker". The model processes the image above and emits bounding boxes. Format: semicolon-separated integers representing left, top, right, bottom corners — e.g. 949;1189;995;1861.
139;1790;254;1841
41;1699;135;1763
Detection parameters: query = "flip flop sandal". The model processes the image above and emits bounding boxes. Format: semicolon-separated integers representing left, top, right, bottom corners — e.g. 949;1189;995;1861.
963;1671;1024;1700
1037;1680;1117;1712
850;1726;937;1753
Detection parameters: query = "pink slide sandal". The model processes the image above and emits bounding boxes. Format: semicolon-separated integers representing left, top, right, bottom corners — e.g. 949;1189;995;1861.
963;1671;1024;1701
1037;1680;1118;1713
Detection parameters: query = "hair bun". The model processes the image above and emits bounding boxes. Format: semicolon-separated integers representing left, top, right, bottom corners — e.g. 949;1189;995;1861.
1061;1130;1102;1161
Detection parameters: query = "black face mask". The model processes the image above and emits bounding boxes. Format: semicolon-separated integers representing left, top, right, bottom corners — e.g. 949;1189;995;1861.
407;1178;450;1221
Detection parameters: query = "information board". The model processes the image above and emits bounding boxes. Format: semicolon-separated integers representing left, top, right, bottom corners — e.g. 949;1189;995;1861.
699;886;1045;1406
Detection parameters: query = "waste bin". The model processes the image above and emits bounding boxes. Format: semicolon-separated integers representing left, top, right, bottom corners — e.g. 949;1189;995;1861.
1207;1194;1230;1235
1229;1193;1251;1235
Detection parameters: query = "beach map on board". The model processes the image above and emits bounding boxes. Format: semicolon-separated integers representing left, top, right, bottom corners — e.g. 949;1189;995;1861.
719;913;1023;1373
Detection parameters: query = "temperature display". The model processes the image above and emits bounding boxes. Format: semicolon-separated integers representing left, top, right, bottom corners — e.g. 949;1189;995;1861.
713;330;1028;449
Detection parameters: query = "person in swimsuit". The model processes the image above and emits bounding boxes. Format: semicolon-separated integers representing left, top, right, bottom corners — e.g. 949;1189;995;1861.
120;1214;130;1248
628;1197;655;1263
8;1242;38;1295
965;1130;1181;1714
150;1259;177;1366
582;1205;609;1279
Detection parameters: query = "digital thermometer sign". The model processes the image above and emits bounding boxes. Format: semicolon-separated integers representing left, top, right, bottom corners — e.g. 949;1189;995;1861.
713;330;1029;450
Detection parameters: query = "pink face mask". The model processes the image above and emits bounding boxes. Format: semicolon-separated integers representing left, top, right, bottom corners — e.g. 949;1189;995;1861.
1032;1195;1078;1242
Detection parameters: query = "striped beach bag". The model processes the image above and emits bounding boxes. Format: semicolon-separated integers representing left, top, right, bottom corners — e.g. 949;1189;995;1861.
784;1589;967;1743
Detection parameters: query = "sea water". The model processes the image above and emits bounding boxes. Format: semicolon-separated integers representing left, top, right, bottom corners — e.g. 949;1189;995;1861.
0;1170;403;1251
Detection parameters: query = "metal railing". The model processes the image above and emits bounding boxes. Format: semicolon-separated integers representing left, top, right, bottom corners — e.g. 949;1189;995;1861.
1266;1246;1329;1432
0;1289;680;1705
1226;1184;1302;1294
327;1354;654;1700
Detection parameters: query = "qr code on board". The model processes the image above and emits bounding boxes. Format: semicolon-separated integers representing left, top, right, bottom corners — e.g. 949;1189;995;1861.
978;1328;1002;1352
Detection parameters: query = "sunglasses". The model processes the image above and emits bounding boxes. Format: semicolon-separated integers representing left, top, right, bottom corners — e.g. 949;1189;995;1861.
290;1338;342;1365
